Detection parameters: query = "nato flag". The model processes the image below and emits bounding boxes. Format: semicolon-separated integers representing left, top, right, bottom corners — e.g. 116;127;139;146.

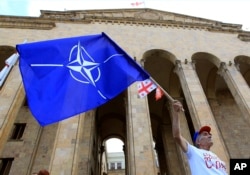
17;32;149;126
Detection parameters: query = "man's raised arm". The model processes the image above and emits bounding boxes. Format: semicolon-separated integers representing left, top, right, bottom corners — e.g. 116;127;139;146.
171;100;188;152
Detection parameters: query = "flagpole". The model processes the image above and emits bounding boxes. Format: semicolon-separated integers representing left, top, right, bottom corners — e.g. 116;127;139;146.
149;76;174;102
143;0;146;8
149;76;185;111
0;40;26;87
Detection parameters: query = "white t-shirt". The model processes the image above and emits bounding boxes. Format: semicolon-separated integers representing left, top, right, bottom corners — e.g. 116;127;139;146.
186;143;228;175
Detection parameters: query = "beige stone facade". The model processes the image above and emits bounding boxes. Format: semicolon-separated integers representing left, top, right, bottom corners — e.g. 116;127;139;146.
0;8;250;175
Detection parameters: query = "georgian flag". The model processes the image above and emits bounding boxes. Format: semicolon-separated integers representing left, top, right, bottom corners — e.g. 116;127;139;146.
131;1;145;7
137;79;157;98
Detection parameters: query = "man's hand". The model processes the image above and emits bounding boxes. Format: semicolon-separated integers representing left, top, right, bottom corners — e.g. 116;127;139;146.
172;100;183;112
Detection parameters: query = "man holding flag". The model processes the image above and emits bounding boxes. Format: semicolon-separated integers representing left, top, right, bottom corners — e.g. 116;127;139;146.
171;100;228;175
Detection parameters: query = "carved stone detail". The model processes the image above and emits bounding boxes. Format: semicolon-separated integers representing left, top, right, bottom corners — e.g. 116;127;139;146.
238;32;250;42
0;16;56;30
217;62;227;77
135;11;161;20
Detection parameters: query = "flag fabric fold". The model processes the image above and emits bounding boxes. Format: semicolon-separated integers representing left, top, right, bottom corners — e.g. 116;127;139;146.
17;32;149;126
137;78;164;100
155;87;164;101
0;53;19;87
5;53;19;67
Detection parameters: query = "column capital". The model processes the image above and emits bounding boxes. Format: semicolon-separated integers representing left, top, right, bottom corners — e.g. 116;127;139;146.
175;59;182;66
218;62;227;77
234;62;240;71
191;60;196;69
174;59;182;74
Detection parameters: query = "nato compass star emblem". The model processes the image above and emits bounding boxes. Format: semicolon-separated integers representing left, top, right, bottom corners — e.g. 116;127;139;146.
30;41;123;99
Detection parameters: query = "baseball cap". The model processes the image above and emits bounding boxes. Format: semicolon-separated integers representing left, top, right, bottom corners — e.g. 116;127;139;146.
193;125;211;143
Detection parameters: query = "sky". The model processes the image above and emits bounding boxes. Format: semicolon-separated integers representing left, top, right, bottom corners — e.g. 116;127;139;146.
0;0;250;30
106;138;123;153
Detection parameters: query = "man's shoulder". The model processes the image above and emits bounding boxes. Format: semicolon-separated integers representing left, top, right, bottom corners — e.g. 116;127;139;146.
186;143;208;156
187;142;196;151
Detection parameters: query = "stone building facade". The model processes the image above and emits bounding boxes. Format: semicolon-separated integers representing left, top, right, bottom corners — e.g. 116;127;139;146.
107;152;125;175
0;8;250;175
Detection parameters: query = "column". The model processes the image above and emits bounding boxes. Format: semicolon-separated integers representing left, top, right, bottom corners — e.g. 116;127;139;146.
218;62;250;124
161;124;185;174
72;111;95;175
99;145;105;175
0;65;24;152
49;115;79;174
174;60;229;170
126;84;157;175
49;111;95;175
163;99;191;175
154;143;167;174
123;145;128;175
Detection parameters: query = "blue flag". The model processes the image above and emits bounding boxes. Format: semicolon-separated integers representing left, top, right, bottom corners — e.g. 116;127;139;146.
17;33;149;126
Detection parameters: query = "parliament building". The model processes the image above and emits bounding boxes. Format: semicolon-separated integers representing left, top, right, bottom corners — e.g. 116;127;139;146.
0;8;250;175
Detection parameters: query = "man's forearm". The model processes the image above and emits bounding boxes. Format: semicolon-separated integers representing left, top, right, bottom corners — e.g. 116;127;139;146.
172;109;181;139
171;101;188;152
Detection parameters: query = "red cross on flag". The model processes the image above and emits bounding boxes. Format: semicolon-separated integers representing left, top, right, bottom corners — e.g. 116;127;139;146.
137;79;157;98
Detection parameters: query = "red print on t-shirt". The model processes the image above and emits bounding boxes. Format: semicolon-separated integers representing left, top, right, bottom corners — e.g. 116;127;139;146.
203;153;226;171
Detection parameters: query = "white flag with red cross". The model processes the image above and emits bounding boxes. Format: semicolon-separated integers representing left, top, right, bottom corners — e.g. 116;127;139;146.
137;79;157;98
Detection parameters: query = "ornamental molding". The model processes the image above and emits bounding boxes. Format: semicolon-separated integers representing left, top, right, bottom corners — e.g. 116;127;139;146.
40;8;242;31
0;8;250;41
0;16;56;30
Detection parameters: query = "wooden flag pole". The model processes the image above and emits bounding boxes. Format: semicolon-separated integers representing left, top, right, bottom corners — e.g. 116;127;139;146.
149;76;174;102
149;76;185;111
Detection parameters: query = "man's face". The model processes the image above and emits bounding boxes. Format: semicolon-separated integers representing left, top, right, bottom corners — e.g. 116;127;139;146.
197;131;213;147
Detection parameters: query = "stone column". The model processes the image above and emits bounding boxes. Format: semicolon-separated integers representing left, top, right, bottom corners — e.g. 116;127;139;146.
49;115;80;174
123;144;128;175
49;111;95;175
154;143;167;174
161;123;185;174
0;65;24;153
218;62;250;125
126;84;157;175
73;111;95;175
162;99;191;175
174;60;229;171
99;145;105;175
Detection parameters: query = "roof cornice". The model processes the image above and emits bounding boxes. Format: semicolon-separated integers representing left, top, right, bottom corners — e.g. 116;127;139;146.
0;16;56;30
1;8;250;41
